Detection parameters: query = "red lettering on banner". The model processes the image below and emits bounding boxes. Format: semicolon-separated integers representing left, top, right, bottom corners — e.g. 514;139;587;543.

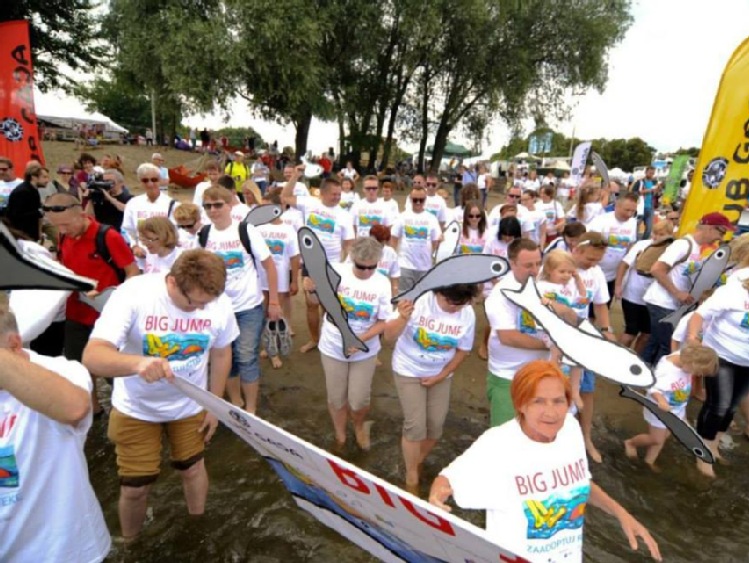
399;498;455;536
374;483;395;507
328;459;369;493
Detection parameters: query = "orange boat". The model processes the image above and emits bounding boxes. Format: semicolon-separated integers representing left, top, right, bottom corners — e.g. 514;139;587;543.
168;165;206;189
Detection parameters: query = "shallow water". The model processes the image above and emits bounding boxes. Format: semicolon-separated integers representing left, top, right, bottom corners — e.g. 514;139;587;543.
87;310;749;563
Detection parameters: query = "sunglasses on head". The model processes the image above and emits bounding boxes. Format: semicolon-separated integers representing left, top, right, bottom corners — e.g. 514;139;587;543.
42;203;81;213
354;262;378;271
178;222;196;230
203;202;225;210
411;197;425;204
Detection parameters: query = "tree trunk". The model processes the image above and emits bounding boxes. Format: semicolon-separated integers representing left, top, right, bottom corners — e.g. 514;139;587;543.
417;72;430;174
430;120;452;174
294;108;312;158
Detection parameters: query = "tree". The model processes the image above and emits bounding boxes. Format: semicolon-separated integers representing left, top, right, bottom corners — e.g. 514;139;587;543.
74;77;151;133
1;0;106;92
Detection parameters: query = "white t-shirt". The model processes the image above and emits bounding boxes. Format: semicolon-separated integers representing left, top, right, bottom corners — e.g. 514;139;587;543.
90;275;239;422
458;228;488;255
339;190;360;213
621;240;655;306
144;246;183;274
350;198;395;238
538;200;564;235
441;415;590;563
697;282;749;366
644;356;691;429
256;222;299;292
378;245;401;279
566;202;603;226
487;204;526;239
251;161;269;183
0;178;22;209
521;208;545;244
296;196;354;263
587;213;638;281
178;228;199;250
406;194;447;224
486;273;550;379
281;206;304;233
203;220;271;312
391;210;442;271
727;266;749;286
572;266;609;320
380;197;400;219
192;180;211;208
122;193;176;268
671;311;696;348
391;291;475;378
523;178;541;191
543;238;569;255
275;180;311;197
0;351;111;563
537;278;580;309
319;264;392;362
230;202;252;223
643;235;700;310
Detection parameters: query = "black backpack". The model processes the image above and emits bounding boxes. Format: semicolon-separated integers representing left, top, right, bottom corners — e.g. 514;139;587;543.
59;224;127;283
197;220;255;268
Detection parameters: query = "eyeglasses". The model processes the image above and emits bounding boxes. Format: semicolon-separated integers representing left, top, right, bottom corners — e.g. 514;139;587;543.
203;202;226;210
507;194;521;199
42;203;82;213
177;223;196;230
0;167;10;172
715;226;728;234
141;236;160;243
426;182;438;187
140;177;160;183
364;186;378;191
411;198;425;204
468;214;482;218
354;262;378;270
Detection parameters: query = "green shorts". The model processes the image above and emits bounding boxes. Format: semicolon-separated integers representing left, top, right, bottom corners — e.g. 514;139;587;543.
486;372;515;427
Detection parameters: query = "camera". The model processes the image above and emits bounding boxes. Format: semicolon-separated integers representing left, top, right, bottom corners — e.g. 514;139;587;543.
88;173;114;191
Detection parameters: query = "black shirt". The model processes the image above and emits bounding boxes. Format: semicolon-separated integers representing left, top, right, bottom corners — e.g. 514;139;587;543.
5;181;42;241
91;189;132;231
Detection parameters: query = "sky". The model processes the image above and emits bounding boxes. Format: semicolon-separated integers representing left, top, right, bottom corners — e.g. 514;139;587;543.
33;0;749;157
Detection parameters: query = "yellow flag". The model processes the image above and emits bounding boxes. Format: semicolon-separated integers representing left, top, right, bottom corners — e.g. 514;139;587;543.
680;36;749;236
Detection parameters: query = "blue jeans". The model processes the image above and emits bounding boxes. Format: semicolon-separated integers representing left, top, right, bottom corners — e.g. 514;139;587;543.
639;207;653;239
231;304;265;383
642;303;674;366
256;180;268;196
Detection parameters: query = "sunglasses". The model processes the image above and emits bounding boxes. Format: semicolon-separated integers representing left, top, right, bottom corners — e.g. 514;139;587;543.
507;194;521;199
203;202;225;210
354;262;378;270
0;167;10;172
426;182;438;187
411;198;425;204
364;186;378;191
42;203;81;213
140;177;160;183
177;223;196;230
468;214;482;218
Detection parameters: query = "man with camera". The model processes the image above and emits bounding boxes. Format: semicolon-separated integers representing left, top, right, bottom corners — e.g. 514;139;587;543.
86;168;132;231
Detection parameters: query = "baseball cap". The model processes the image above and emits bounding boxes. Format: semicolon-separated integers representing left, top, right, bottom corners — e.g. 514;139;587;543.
699;212;737;232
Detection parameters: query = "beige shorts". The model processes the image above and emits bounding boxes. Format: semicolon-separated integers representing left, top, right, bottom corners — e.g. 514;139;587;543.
321;353;378;411
393;372;452;441
107;408;206;486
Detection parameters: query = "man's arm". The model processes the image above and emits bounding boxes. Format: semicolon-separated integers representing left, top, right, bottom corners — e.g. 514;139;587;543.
261;256;282;320
281;168;302;208
651;261;693;304
0;349;90;426
83;339;174;381
207;345;232;399
497;329;549;350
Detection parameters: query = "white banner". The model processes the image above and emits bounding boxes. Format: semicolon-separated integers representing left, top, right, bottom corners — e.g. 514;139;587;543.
570;142;592;187
173;378;527;563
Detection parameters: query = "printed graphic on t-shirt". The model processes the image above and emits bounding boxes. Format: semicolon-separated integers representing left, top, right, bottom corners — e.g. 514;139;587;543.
680;245;713;277
340;296;375;321
0;445;20;488
143;333;210;362
413;327;458;352
308;213;335;233
741;313;749;330
607;233;631;249
460;243;484;254
404;225;428;239
360;214;383;226
218;251;245;270
518;310;538;334
523;484;589;540
543;291;575;308
666;385;690;407
266;239;285;255
426;208;440;219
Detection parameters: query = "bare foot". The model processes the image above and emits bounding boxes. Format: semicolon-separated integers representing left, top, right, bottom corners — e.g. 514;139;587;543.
290;330;296;337
696;459;716;478
586;441;603;463
354;421;373;451
260;349;269;359
270;356;283;369
623;440;637;459
645;461;662;474
299;341;318;353
375;357;382;367
229;399;245;409
478;346;488;361
405;481;420;497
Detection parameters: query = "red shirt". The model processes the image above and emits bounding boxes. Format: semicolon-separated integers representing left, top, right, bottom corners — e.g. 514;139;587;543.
59;219;135;326
320;156;332;173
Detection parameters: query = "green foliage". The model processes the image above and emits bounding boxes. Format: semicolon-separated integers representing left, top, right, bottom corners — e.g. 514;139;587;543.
1;0;107;92
211;127;265;148
74;78;151;133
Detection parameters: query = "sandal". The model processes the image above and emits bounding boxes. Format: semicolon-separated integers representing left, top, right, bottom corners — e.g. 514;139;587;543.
266;320;279;358
276;318;292;357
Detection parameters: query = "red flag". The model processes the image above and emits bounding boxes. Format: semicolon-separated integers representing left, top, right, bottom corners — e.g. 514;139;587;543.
0;20;45;170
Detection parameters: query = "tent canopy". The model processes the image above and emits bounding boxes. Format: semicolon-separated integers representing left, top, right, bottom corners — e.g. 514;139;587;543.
514;152;542;161
426;142;473;157
38;111;128;133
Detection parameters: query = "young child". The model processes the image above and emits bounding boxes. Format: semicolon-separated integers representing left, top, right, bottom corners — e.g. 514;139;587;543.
624;344;719;470
537;249;587;409
138;216;182;274
339;177;359;214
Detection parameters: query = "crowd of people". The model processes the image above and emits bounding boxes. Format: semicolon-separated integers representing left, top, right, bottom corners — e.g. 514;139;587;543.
2;149;746;562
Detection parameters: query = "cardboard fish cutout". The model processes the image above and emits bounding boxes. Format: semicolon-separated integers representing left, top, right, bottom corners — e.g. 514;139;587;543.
297;227;368;358
591;152;610;187
392;254;508;304
434;221;460;262
245;204;283;227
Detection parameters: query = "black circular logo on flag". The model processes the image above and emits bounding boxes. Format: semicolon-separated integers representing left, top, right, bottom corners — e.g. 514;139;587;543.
0;117;24;142
702;157;728;189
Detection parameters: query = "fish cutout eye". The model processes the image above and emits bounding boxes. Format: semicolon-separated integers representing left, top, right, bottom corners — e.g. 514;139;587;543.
491;261;504;274
714;248;728;259
302;235;314;248
274;207;281;216
630;364;642;376
693;447;705;459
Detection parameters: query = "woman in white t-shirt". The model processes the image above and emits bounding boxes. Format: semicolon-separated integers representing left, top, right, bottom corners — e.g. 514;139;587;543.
458;202;488;255
339;177;360;214
338;161;360;183
174;202;203;250
687;278;749;478
566;185;608;227
368;224;400;296
138;216;183;274
519;190;547;247
451;183;480;227
384;283;478;492
309;238;392;450
429;360;661;563
538;185;565;243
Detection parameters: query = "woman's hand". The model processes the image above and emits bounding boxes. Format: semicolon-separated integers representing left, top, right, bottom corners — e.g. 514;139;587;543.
420;374;446;387
428;475;453;512
302;277;316;293
616;509;662;561
397;299;414;320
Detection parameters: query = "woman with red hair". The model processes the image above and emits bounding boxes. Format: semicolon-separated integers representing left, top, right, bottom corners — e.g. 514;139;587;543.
428;360;661;562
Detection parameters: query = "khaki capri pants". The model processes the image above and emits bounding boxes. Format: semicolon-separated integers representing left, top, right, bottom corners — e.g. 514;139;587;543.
321;353;379;411
393;372;452;441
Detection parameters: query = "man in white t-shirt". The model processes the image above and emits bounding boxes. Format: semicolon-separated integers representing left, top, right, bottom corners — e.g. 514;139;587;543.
151;152;170;191
251;158;270;195
200;187;281;413
83;249;240;543
193;160;222;210
519;190;547;247
350;175;394;237
274;163;310;197
0;308;110;562
0;157;22;213
642;212;736;366
391;186;442;293
487;185;526;238
122;162;177;269
282;170;354;353
587;191;638;303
